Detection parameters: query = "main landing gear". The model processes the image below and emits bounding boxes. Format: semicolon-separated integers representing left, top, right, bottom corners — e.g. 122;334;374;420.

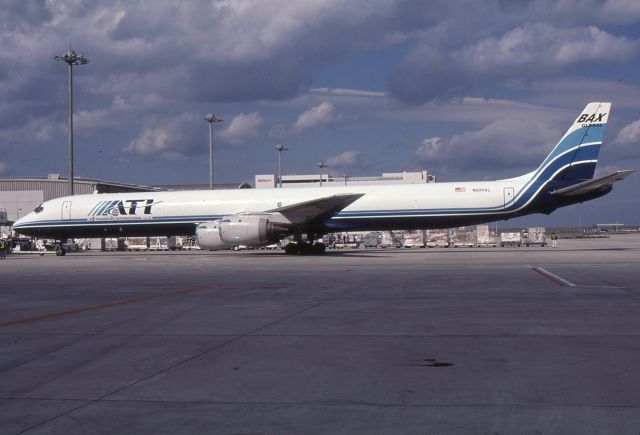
284;232;326;255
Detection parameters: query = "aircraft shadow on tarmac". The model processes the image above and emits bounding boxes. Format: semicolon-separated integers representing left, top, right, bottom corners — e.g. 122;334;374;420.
233;250;388;258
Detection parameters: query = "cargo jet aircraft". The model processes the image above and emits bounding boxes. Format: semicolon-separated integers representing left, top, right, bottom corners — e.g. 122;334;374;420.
14;102;634;254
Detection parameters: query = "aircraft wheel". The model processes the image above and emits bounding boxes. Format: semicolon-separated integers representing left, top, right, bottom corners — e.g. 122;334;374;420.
312;242;326;254
298;243;312;255
284;243;298;255
55;247;66;256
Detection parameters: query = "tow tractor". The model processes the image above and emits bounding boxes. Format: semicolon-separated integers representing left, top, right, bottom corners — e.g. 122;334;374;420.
53;240;79;256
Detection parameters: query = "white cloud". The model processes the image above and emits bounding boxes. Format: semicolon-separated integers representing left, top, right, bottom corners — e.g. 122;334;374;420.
390;23;638;102
0;161;9;175
124;126;174;156
1;0;639;185
615;119;640;144
416;119;563;173
600;0;640;23
293;102;339;133
516;77;640;111
0;114;65;147
123;112;200;159
461;24;635;70
310;88;386;98
326;150;363;167
34;120;64;142
612;118;640;159
220;112;264;144
416;137;446;161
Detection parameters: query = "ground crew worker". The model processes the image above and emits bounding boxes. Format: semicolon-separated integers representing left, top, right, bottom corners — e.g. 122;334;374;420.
0;239;8;259
551;231;558;248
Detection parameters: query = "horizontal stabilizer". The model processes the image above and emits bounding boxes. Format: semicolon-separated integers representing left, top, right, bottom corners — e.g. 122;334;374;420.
551;170;635;197
269;193;364;225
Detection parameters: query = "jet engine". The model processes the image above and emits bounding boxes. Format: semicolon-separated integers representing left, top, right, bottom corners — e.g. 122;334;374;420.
196;214;286;250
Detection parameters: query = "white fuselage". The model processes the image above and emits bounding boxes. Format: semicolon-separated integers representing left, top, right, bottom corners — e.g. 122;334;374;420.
14;174;534;239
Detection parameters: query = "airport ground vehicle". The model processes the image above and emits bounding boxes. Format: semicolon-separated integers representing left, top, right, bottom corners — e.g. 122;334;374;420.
363;232;381;248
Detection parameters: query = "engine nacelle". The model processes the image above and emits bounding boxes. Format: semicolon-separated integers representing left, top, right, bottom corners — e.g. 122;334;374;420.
196;214;282;250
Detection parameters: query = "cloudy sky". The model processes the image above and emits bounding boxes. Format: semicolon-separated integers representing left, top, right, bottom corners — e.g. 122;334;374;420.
1;0;639;225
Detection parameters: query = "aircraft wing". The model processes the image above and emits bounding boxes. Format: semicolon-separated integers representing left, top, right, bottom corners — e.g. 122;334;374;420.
551;170;635;197
269;193;364;225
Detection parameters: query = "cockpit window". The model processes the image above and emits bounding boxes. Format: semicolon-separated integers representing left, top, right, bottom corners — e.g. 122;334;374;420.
34;204;44;214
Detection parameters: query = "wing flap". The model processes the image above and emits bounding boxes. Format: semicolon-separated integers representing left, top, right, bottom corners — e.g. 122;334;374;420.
269;193;364;225
551;170;635;197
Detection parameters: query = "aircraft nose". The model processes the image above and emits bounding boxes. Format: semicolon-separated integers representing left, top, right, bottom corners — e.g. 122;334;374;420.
13;213;30;228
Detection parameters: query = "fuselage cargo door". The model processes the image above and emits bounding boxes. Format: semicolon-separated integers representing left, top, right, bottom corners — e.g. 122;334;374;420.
61;201;72;220
503;187;514;209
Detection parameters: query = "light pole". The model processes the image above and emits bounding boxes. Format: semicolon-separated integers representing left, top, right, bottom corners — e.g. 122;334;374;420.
274;144;288;188
203;113;223;189
343;174;349;186
317;162;327;187
54;50;88;196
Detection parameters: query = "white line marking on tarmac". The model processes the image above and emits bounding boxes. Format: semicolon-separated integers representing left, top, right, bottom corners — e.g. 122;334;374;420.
576;285;627;289
533;267;576;287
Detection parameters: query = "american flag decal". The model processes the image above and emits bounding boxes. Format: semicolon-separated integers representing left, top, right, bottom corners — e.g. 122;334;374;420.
455;187;466;192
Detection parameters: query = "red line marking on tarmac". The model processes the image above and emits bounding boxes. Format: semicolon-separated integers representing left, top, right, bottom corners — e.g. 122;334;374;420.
0;286;209;329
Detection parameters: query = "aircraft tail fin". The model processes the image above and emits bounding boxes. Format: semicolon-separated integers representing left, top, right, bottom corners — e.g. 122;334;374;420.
535;102;610;184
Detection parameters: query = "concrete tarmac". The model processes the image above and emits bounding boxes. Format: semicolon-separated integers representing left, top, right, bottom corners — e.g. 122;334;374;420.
1;234;639;434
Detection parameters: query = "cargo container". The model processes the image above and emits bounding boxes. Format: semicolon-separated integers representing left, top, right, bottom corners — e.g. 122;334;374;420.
149;236;168;251
451;226;476;248
380;231;403;248
126;237;148;251
522;227;547;247
181;235;200;250
332;233;359;249
168;236;183;251
500;232;522;247
426;229;449;248
476;225;498;247
403;230;426;248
